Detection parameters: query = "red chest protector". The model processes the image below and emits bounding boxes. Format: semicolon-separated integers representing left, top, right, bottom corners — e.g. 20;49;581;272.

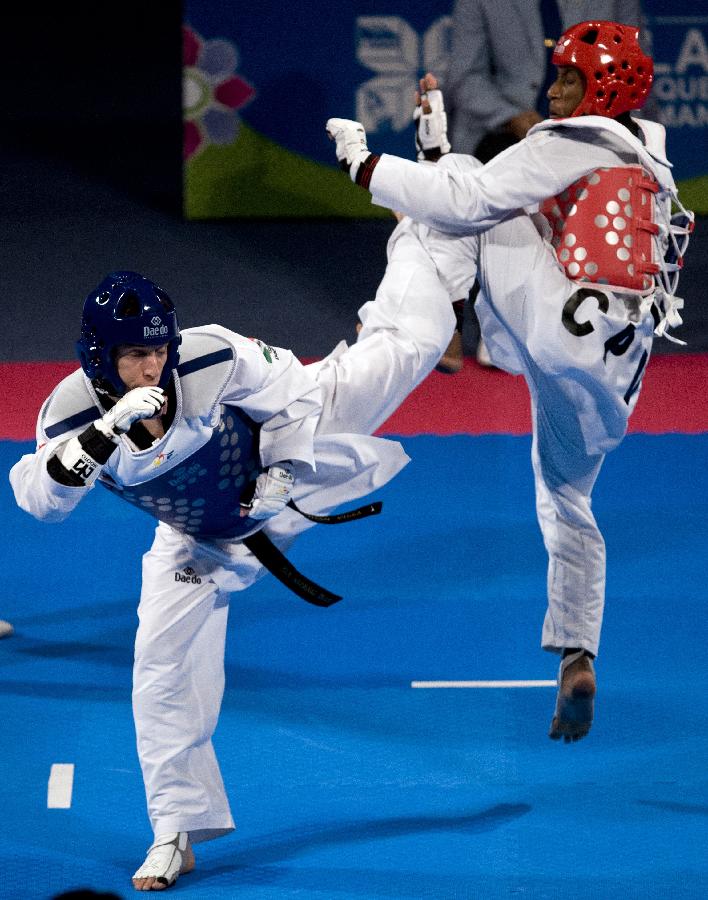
541;165;660;294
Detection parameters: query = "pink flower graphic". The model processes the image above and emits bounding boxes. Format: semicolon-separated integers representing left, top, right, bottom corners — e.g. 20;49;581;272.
183;24;256;160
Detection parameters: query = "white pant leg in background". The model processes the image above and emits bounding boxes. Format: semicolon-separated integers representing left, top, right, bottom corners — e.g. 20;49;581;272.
312;217;456;436
473;210;654;657
528;377;607;657
133;525;236;842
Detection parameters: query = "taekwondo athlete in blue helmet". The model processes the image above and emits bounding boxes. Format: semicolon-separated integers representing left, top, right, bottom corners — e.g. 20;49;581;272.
10;267;455;890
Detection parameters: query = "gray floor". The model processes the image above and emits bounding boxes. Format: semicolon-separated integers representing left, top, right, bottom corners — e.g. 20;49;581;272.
0;142;395;362
2;140;706;363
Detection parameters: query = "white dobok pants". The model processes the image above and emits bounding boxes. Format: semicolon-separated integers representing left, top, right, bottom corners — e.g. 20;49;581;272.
419;155;656;662
133;220;455;841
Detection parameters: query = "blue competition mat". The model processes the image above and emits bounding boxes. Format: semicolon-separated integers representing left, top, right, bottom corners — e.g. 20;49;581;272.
1;434;707;899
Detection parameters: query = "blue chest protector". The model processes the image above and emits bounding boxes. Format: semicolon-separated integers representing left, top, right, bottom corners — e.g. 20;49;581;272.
102;405;262;540
41;338;356;606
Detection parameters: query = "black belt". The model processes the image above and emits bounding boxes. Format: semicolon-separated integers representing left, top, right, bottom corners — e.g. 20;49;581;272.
287;498;382;524
242;499;382;607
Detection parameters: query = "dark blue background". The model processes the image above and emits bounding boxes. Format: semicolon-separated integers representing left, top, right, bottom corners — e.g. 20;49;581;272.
186;2;452;165
185;1;707;180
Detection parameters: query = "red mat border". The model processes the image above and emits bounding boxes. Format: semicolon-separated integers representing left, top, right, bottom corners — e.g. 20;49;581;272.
0;355;706;441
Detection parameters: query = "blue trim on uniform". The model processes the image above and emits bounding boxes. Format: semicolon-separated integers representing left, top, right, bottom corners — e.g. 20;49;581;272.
177;348;234;378
45;348;233;440
45;408;99;439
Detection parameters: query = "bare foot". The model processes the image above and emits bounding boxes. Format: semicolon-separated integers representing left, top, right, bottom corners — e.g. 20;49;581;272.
435;330;464;374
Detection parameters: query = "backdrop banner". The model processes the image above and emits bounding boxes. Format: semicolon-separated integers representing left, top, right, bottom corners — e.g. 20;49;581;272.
183;1;707;218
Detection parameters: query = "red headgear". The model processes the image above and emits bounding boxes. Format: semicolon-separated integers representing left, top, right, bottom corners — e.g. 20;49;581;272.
552;20;653;118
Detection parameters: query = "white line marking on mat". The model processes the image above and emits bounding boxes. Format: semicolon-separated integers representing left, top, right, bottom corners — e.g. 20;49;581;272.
47;763;74;808
411;680;557;688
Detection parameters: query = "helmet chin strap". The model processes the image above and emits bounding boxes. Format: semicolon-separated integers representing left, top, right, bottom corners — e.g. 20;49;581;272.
92;378;119;399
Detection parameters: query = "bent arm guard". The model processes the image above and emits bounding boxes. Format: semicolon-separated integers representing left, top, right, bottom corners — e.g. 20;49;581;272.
48;423;117;487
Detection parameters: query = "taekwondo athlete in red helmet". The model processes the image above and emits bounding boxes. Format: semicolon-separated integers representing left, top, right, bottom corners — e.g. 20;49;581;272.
327;21;694;743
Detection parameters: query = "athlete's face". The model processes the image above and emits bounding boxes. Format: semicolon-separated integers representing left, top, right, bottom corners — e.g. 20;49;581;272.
548;66;586;118
115;343;168;391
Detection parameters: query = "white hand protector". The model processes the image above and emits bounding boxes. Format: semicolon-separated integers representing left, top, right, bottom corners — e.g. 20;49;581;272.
326;118;370;180
99;386;165;436
244;462;295;520
414;89;451;161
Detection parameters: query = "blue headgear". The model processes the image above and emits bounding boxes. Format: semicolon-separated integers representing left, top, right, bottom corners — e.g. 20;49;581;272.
76;271;181;396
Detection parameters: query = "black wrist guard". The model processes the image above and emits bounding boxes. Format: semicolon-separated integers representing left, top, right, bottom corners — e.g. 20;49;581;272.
47;454;87;487
46;422;117;487
78;423;117;464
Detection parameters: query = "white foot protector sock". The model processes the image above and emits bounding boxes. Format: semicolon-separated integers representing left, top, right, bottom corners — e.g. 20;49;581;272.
133;832;191;889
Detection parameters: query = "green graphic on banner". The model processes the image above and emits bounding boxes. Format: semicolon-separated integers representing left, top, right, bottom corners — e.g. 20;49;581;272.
184;123;389;219
676;175;708;215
